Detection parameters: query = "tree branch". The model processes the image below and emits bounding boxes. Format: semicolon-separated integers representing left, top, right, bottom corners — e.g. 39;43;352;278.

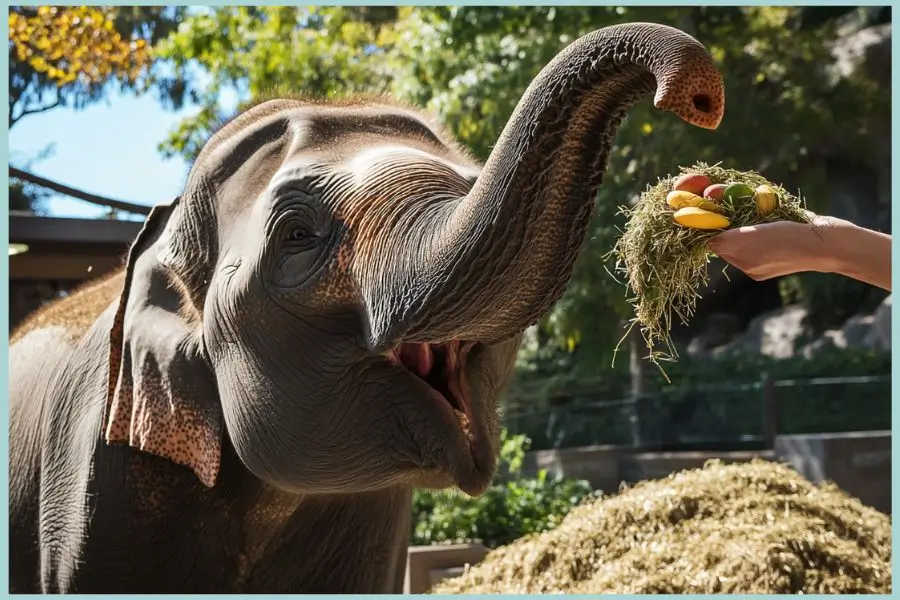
8;166;152;215
9;99;62;129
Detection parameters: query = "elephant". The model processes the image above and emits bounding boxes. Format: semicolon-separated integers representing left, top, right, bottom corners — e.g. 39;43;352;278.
8;22;724;593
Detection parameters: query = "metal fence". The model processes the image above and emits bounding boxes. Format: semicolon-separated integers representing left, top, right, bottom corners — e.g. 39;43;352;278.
503;374;891;452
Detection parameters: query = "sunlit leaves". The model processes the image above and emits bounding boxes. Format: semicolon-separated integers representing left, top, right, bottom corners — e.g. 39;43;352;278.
9;6;151;88
154;6;393;159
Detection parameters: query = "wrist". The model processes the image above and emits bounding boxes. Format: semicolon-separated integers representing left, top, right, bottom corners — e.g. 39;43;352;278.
808;220;857;274
812;220;890;285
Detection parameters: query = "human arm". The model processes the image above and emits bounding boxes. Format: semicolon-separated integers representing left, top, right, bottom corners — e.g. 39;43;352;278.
707;213;892;291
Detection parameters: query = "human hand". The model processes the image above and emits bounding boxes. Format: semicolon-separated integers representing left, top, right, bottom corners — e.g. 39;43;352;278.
707;212;854;281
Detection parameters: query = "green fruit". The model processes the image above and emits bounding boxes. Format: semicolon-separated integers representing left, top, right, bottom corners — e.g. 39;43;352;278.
723;183;755;205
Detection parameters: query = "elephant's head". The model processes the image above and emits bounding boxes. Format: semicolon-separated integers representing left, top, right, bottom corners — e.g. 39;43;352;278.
103;23;724;497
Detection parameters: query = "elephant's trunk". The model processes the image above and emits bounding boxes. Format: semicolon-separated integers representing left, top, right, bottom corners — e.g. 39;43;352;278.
367;23;724;349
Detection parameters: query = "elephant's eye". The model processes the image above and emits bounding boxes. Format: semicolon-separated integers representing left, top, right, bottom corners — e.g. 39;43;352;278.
285;225;318;251
289;228;310;241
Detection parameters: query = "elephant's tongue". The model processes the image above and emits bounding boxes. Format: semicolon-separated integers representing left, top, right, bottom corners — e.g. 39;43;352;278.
391;342;474;438
396;343;433;378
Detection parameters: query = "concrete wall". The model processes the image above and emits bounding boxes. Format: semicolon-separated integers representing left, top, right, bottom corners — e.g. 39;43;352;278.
520;444;771;493
774;430;891;514
404;543;487;594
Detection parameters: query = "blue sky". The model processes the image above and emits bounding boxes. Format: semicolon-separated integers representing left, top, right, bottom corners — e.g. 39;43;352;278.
9;89;212;220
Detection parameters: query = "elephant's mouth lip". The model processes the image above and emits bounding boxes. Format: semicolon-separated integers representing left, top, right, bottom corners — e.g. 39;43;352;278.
386;341;489;477
388;341;474;436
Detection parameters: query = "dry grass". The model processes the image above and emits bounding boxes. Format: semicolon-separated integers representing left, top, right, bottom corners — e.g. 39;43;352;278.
431;460;892;595
609;163;810;378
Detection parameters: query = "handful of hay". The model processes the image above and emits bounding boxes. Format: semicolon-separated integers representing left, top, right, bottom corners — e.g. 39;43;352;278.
611;163;811;373
430;460;892;594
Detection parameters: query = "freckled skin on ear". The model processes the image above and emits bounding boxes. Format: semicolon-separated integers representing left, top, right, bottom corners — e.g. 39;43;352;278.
8;22;724;593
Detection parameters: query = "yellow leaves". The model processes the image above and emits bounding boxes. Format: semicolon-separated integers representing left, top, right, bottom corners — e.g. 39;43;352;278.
375;26;398;48
8;7;153;88
339;20;369;46
29;56;48;72
641;122;653;135
746;6;791;29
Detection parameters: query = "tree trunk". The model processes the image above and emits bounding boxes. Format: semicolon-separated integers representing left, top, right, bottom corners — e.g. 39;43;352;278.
628;323;651;446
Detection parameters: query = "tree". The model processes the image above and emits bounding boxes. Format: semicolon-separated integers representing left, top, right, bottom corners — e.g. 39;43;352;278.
7;6;185;126
8;5;185;213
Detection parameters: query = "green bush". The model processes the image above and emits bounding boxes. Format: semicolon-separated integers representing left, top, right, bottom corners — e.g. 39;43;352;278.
410;430;595;549
655;347;892;388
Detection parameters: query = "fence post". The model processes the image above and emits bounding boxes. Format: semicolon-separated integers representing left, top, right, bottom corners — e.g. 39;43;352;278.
761;372;777;449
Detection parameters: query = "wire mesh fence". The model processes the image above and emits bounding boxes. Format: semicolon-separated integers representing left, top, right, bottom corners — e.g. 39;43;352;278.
773;374;892;434
503;374;891;452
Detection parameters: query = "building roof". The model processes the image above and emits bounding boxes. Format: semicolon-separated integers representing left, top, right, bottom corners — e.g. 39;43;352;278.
9;213;143;281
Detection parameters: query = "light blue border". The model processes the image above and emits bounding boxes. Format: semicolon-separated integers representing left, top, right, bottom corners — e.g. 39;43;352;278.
2;2;895;598
1;6;8;598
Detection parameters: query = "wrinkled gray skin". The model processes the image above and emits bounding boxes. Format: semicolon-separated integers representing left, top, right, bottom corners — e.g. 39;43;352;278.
9;23;723;593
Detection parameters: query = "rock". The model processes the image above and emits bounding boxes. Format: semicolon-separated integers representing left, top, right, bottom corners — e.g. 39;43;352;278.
688;295;891;361
687;313;742;357
873;294;891;349
841;314;880;349
830;22;891;86
717;305;809;359
799;332;841;359
801;301;890;357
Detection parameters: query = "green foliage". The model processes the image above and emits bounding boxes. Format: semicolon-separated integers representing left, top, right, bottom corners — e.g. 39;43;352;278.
152;6;397;160
656;347;891;388
410;430;594;548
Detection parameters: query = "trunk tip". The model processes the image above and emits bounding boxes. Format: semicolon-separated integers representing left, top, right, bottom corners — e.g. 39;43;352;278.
653;61;725;130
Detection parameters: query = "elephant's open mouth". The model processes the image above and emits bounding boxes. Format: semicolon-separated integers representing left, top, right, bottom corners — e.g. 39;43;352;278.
388;341;475;442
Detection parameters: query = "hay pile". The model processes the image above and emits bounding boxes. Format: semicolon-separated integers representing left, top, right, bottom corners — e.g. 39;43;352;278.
431;460;892;594
610;163;811;374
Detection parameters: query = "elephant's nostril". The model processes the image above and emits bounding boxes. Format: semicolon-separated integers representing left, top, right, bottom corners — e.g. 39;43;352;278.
692;94;712;114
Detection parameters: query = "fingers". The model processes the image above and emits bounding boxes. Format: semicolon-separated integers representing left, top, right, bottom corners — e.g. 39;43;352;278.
746;270;771;282
707;227;747;252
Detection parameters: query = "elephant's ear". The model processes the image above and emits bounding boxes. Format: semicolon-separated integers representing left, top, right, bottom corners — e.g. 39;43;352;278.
102;198;224;487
